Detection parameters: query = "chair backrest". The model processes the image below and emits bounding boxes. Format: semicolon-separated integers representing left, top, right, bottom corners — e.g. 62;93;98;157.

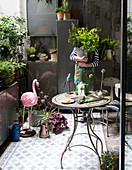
103;77;120;100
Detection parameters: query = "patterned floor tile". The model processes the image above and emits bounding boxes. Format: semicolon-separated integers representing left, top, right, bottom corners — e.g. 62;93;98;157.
0;113;106;170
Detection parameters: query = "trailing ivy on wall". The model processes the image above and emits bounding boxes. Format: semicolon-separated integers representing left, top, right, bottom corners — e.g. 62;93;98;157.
37;0;52;5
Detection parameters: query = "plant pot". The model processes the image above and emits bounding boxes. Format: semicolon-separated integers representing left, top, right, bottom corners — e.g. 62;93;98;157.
63;12;71;20
76;47;84;57
106;49;113;60
39;123;50;138
57;12;64;20
51;53;57;61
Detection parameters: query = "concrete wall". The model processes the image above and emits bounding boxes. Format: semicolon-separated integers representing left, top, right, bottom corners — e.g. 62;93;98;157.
83;0;121;63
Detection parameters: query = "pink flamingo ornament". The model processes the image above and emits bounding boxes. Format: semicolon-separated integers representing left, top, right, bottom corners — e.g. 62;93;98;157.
20;79;39;135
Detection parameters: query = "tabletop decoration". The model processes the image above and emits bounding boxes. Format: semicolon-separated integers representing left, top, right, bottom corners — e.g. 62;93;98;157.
100;69;106;91
64;73;72;94
96;69;106;98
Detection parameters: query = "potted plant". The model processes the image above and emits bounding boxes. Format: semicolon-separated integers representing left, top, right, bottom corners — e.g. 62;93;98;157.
36;109;50;138
34;91;69;135
100;150;115;170
68;23;101;59
11;60;27;80
49;32;57;61
54;7;64;20
100;38;119;60
48;111;69;135
0;14;27;60
62;0;71;20
25;46;36;61
31;91;53;126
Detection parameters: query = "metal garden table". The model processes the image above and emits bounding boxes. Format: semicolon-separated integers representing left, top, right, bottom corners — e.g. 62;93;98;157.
52;91;111;169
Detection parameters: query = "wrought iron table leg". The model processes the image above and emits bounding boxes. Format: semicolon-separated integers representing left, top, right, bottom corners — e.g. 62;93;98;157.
87;108;103;165
60;108;78;169
60;107;103;169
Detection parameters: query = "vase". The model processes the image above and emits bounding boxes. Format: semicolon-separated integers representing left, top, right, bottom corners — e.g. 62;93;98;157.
39;123;50;138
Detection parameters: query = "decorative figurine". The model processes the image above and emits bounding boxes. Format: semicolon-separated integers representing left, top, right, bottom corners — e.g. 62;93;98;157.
20;79;39;137
64;73;71;93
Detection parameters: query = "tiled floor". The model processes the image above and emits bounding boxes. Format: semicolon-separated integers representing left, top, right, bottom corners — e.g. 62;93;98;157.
0;113;107;170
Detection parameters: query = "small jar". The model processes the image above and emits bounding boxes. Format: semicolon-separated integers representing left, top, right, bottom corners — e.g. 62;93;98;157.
11;120;20;142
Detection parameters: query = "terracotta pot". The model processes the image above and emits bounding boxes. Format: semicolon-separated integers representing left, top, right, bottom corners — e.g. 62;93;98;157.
57;12;64;20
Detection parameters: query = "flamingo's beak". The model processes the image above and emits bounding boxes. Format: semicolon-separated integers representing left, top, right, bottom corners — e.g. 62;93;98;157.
36;82;39;87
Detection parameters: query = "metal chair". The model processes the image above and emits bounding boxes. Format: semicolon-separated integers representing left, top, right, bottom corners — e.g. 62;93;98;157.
95;77;120;137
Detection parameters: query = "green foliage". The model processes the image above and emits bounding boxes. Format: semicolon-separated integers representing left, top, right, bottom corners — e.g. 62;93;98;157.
62;0;69;13
68;23;83;48
127;15;132;40
68;23;101;52
0;61;15;86
25;47;36;55
101;150;115;170
0;60;27;86
35;107;56;127
0;14;27;60
54;7;64;14
100;38;119;50
11;59;27;71
36;109;50;126
19;107;28;117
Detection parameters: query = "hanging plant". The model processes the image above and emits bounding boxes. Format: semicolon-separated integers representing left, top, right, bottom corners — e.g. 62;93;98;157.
37;0;52;5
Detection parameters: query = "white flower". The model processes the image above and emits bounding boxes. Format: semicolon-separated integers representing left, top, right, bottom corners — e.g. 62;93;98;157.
101;69;105;73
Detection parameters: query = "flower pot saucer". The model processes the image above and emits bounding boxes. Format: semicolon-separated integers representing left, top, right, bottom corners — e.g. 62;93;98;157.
20;129;36;138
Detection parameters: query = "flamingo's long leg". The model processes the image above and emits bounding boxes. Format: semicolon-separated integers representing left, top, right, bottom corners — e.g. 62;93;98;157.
20;106;26;134
28;106;32;131
22;106;25;130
